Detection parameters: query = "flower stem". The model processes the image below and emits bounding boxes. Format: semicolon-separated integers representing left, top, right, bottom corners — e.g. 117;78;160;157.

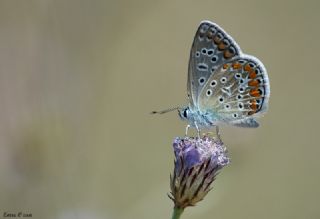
171;207;184;219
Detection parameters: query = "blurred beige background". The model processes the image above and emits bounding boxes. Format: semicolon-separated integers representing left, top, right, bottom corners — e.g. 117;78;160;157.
0;0;319;219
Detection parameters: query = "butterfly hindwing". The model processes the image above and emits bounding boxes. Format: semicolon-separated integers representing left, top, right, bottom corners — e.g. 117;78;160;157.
197;56;270;125
187;21;241;109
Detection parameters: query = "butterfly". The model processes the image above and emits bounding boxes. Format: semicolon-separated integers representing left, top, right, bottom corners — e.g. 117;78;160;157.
153;21;270;135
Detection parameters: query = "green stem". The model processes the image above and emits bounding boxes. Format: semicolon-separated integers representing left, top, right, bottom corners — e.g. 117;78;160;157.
171;207;184;219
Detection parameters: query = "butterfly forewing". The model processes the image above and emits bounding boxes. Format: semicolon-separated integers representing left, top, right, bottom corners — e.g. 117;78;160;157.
187;21;241;109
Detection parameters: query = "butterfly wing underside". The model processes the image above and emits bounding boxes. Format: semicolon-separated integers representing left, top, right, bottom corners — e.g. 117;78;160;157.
197;56;270;127
187;21;241;110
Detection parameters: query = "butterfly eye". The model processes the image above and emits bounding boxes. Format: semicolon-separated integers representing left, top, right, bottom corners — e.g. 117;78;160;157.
233;113;238;118
236;94;242;100
206;89;213;96
239;78;244;84
224;104;230;110
201;48;207;54
248;62;255;68
218;96;224;103
211;55;218;63
183;109;187;118
238;59;245;64
198;77;206;85
210;80;217;87
195;51;200;57
220;77;227;83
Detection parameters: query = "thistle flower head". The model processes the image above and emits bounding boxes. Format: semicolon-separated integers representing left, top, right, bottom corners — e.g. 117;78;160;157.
169;135;229;209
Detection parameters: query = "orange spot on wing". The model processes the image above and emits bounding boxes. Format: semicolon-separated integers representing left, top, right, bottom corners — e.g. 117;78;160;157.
218;41;226;50
250;99;257;105
249;71;257;79
244;64;252;72
250;99;258;113
248;80;259;87
213;36;221;44
223;64;229;69
224;50;234;59
250;103;257;110
232;63;242;69
250;89;260;97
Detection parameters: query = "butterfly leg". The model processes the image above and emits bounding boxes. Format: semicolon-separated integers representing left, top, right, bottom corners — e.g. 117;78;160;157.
194;122;201;139
185;125;190;136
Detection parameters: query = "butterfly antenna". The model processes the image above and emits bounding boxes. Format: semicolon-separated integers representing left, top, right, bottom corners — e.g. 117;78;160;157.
151;107;181;115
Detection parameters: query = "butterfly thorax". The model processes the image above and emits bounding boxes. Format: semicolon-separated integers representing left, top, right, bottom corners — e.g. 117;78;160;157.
178;106;218;129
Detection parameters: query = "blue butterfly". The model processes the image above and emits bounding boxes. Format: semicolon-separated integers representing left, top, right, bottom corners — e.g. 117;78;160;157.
153;21;270;136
